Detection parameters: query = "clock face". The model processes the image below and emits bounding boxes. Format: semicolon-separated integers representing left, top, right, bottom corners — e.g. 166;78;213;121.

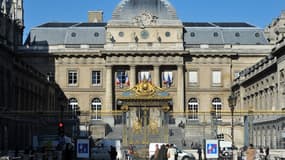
118;32;124;37
165;31;171;37
140;30;149;39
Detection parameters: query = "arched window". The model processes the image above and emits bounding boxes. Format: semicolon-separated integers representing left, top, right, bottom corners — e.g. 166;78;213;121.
212;98;222;120
91;98;102;120
68;98;79;111
188;98;199;120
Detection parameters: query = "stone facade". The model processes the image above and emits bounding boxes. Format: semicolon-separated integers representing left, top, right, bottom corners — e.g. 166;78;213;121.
232;39;285;149
264;11;285;44
0;0;68;151
18;0;274;146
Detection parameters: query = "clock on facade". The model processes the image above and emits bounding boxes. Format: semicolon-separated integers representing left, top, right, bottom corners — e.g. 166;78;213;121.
140;30;149;39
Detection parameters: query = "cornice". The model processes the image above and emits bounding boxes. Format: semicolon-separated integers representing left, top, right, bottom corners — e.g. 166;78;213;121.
101;50;188;56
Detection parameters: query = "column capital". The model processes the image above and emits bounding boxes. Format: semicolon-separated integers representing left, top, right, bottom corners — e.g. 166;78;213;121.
153;64;160;68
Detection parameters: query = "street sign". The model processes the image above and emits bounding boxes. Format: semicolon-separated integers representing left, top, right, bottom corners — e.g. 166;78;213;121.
205;139;219;159
77;139;90;159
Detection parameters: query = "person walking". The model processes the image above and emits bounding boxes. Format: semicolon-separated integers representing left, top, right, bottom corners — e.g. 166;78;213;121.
197;146;202;160
158;144;166;160
259;147;265;160
153;144;160;160
109;145;117;160
167;144;176;160
246;144;256;160
165;144;169;160
265;147;270;160
127;145;134;160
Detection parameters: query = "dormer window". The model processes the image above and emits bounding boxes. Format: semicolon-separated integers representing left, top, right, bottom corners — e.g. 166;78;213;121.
235;32;240;37
71;32;76;37
94;32;99;37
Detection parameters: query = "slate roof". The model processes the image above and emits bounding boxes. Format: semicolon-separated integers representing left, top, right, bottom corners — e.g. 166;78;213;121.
184;22;268;45
25;21;268;46
26;22;106;46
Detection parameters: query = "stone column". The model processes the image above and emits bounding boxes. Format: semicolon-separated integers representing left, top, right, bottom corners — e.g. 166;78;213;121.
105;65;113;111
130;65;136;87
104;65;114;126
176;64;185;112
273;87;277;110
273;129;277;149
153;65;160;87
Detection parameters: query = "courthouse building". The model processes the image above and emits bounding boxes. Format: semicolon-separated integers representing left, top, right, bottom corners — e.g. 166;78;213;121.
19;0;273;147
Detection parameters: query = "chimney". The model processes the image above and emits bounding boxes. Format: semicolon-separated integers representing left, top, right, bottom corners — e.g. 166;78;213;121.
88;10;103;23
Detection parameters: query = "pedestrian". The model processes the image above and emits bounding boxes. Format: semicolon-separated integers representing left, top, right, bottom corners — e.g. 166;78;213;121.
260;147;264;154
197;147;202;160
246;144;256;160
64;143;73;160
127;145;134;160
153;144;160;160
167;144;176;160
109;145;117;160
265;147;270;160
165;144;169;159
158;144;166;160
259;147;265;160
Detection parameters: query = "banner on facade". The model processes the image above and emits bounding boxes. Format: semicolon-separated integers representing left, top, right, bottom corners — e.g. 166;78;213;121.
205;139;219;159
77;139;90;159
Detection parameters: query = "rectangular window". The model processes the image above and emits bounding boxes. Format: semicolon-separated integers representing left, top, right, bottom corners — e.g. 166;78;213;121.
212;71;221;85
189;71;198;84
68;70;78;85
92;71;101;86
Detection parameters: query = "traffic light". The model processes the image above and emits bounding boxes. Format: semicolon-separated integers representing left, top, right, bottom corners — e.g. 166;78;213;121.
58;122;64;136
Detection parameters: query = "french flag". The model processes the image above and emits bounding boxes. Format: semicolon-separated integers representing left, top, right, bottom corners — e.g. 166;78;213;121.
148;74;152;83
166;73;172;87
116;76;120;85
163;73;167;84
125;73;130;86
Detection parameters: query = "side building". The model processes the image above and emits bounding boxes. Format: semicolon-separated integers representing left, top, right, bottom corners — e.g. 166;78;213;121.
18;0;273;147
0;0;68;152
231;12;285;149
232;38;285;149
264;11;285;44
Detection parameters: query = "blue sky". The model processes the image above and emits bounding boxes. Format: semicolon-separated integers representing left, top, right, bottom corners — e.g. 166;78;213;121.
24;0;284;40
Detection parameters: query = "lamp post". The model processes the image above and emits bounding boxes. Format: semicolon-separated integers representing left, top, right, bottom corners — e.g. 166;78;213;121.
210;108;217;139
228;94;237;153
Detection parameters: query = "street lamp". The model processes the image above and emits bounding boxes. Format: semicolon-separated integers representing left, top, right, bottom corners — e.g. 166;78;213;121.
228;94;237;151
210;108;217;139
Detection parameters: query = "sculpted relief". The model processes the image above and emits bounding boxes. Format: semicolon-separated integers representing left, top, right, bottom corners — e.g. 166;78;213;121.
132;10;158;27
